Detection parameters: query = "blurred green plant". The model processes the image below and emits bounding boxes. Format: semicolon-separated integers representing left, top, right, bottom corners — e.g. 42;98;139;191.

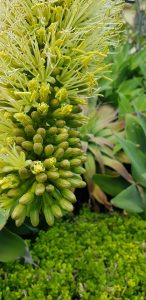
99;44;146;115
80;103;132;209
112;111;146;213
1;208;146;299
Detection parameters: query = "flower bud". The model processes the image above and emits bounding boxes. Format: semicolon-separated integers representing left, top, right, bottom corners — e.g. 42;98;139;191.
47;127;58;135
33;134;43;143
43;206;54;226
44;157;56;169
58;170;73;178
60;189;76;203
55;178;71;189
37;128;46;138
56;120;66;128
30;208;39;227
33;143;43;155
59;199;74;212
68;138;80;146
35;183;45;196
57;160;70;169
51;204;63;218
46;184;54;193
70;159;81;167
47;171;59;180
56;141;69;150
64;148;83;158
54;148;64;160
44;144;54;157
36;173;47;183
11;204;26;220
24;125;35;137
22;141;33;151
55;133;68;144
15;136;25;145
19;168;31;179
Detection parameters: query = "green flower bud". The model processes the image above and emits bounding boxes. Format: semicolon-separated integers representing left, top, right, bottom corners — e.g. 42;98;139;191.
19;168;31;179
70;159;81;167
33;143;43;155
69;130;80;138
35;183;46;196
31;111;40;121
22;141;33;151
68;138;80;146
15;136;25;145
54;148;64;160
47;127;58;135
46;184;55;193
55;178;71;189
43;206;54;226
72;106;82;113
44;144;54;157
60;189;76;203
55;133;68;144
57;160;70;169
72;166;86;174
50;99;60;108
47;171;59;180
37;128;46;138
33;134;43;143
59;198;74;212
24;125;35;137
36;173;47;183
76;155;87;163
7;188;20;198
56;120;66;128
15;146;23;153
51;204;63;218
64;148;83;158
56;141;69;150
66;120;83;128
68;178;86;188
58;128;68;134
11;204;26;220
59;170;73;178
19;192;34;204
30;208;40;227
13;128;25;137
44;157;56;169
19;182;37;204
15;214;26;227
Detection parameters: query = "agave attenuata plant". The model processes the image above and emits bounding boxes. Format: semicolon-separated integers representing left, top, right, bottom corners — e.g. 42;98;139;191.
80;104;133;209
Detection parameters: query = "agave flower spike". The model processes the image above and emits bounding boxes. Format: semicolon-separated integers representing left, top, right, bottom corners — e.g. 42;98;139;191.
0;0;123;226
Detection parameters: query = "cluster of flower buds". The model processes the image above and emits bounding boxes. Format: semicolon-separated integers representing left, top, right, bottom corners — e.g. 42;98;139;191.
6;104;86;226
0;0;123;226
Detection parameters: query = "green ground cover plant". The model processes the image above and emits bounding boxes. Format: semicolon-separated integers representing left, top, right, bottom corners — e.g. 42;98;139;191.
0;208;146;300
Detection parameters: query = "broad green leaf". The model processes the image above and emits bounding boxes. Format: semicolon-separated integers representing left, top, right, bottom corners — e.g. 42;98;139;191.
125;114;146;153
111;185;144;213
116;135;146;175
0;228;26;262
0;208;10;230
93;174;129;196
